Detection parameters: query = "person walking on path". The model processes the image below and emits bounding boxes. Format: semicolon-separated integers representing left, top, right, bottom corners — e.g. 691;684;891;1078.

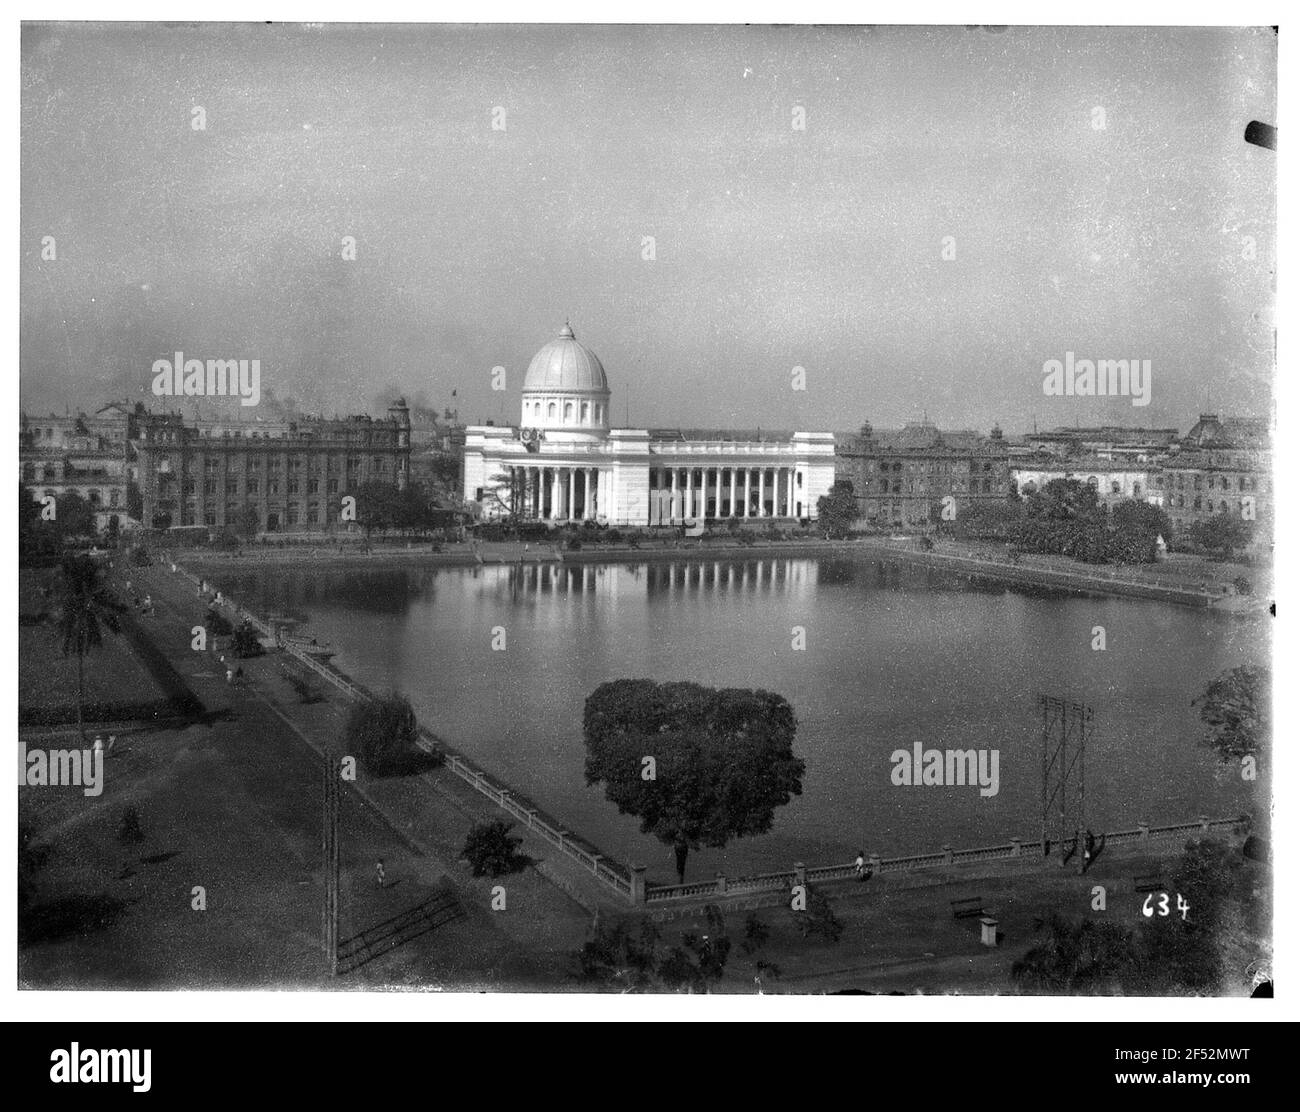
375;859;386;888
854;850;867;880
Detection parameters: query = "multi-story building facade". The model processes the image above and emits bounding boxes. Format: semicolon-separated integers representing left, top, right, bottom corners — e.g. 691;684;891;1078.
19;403;137;528
1008;414;1271;548
834;421;1012;528
1155;415;1271;542
463;324;837;526
134;401;411;532
1010;457;1161;508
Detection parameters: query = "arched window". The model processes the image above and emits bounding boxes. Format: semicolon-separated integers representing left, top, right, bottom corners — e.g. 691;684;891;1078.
564;402;574;422
1110;480;1120;494
534;401;541;417
547;402;556;419
1133;483;1142;497
581;402;589;422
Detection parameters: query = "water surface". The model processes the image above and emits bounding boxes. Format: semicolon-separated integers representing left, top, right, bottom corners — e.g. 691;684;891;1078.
214;557;1263;884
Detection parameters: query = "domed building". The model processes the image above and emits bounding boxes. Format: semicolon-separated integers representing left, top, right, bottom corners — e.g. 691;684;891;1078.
518;323;611;440
463;323;836;526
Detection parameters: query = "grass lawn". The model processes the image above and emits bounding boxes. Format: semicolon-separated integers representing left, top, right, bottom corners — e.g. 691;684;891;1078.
19;620;169;713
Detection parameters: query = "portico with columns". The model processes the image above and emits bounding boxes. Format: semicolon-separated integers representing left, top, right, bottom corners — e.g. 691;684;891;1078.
463;324;836;526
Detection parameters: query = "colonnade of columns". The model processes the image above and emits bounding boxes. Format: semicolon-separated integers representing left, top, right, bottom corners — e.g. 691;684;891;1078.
505;465;603;522
650;465;802;521
501;464;806;523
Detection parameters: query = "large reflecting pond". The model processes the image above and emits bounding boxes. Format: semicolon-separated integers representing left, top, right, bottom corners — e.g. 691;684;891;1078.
213;557;1264;884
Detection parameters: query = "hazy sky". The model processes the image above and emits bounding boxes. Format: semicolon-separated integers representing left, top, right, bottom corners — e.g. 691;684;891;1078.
21;23;1276;433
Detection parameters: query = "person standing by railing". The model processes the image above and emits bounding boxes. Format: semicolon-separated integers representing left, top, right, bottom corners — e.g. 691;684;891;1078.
854;850;868;881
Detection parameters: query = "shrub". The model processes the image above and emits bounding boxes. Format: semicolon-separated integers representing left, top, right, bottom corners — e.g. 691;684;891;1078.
1233;576;1253;596
791;884;842;943
231;623;264;658
462;820;526;877
205;611;234;637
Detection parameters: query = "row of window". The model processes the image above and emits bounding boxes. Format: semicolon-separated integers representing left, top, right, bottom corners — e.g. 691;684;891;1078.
187;456;376;472
180;505;329;528
876;479;1001;494
182;478;340;496
1174;496;1249;513
861;460;999;473
526;398;605;425
37;488;121;507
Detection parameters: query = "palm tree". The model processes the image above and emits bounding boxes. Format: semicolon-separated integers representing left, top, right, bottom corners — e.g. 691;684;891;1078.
54;555;123;743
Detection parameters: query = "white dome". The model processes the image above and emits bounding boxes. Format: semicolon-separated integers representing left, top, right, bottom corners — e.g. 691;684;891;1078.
522;323;609;394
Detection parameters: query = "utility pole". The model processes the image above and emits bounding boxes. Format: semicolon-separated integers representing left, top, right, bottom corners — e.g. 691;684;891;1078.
322;746;339;976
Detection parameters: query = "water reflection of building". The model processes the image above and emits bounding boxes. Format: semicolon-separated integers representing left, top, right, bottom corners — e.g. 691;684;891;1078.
463;324;837;526
478;558;821;601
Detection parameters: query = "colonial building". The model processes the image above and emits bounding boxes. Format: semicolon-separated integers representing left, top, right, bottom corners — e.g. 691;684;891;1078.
462;324;837;526
834;420;1011;528
1011;457;1161;508
1155;414;1271;540
19;403;138;528
134;402;411;532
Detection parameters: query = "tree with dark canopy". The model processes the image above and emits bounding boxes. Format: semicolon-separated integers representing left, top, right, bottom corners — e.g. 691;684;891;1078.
816;479;861;538
343;691;440;776
1194;665;1267;763
583;679;804;883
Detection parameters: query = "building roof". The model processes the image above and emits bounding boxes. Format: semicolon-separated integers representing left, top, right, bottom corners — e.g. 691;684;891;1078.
522;323;609;394
1183;414;1270;450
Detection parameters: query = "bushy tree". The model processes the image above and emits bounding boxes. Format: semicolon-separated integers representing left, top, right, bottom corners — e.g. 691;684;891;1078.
1189;513;1253;558
584;680;804;882
344;691;432;775
1193;665;1267;763
1109;499;1172;563
817;479;861;538
461;820;526;877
